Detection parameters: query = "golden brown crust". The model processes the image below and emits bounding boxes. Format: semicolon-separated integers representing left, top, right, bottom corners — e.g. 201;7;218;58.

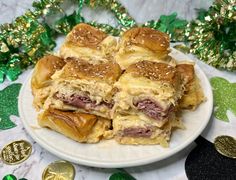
176;64;194;84
66;23;108;49
38;108;112;143
176;64;205;110
126;61;177;83
31;55;65;91
59;60;122;83
122;27;170;52
38;108;97;142
179;76;205;110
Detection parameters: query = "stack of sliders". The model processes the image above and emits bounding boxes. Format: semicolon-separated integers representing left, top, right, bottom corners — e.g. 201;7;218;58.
31;23;205;146
32;24;121;143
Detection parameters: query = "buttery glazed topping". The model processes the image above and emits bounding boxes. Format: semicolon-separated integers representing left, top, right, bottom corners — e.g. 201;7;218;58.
127;61;176;83
31;55;66;89
67;23;107;48
60;60;121;82
43;56;65;74
123;27;170;51
176;64;194;83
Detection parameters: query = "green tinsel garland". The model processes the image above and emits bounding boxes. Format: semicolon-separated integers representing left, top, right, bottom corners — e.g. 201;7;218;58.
85;0;136;28
188;0;236;70
0;0;235;83
0;10;56;81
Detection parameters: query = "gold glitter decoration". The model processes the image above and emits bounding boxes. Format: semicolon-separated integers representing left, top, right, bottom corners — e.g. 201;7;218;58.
214;135;236;159
86;0;136;28
0;140;32;165
42;160;75;180
187;0;236;70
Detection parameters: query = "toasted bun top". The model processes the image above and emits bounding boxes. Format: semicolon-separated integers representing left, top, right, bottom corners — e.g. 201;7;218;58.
66;23;108;48
31;55;65;89
122;27;170;52
126;61;177;83
59;60;122;83
176;64;194;83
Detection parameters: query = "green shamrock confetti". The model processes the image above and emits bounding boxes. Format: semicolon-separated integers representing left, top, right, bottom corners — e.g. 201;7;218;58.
144;12;188;41
210;77;236;122
0;83;22;130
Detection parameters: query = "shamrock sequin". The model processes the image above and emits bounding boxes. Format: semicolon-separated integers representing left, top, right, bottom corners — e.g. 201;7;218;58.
0;83;22;129
210;77;236;122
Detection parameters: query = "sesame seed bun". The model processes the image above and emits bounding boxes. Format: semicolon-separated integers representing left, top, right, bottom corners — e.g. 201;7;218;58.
122;27;170;52
66;23;108;49
58;60;122;83
126;61;177;84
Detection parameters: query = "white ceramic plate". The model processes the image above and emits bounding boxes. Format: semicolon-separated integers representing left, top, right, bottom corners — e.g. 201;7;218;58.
18;48;213;168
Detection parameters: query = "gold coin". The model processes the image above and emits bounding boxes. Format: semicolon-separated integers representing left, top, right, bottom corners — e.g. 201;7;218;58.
0;140;32;165
214;135;236;159
42;160;75;180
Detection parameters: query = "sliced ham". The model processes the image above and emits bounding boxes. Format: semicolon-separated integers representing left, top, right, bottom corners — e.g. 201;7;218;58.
134;99;172;121
122;127;152;137
56;93;114;110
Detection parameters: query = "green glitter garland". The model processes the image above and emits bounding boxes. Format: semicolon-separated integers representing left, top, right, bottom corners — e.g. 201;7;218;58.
88;22;121;36
210;77;236;122
0;5;57;82
85;0;136;28
187;0;236;70
54;11;85;34
54;0;131;35
32;0;64;17
0;83;22;130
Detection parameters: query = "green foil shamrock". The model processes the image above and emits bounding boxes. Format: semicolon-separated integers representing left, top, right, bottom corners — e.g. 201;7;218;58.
210;77;236;122
144;12;188;41
0;83;22;130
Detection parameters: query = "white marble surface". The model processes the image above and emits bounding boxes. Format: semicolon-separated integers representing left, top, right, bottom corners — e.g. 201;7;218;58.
1;0;236;180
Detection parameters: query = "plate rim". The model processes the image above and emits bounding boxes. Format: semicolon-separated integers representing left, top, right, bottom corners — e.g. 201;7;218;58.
18;48;213;168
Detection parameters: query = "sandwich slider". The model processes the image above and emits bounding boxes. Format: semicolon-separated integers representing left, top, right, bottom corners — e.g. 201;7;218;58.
115;27;174;69
44;59;122;119
114;60;183;127
60;23;118;64
31;55;65;109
